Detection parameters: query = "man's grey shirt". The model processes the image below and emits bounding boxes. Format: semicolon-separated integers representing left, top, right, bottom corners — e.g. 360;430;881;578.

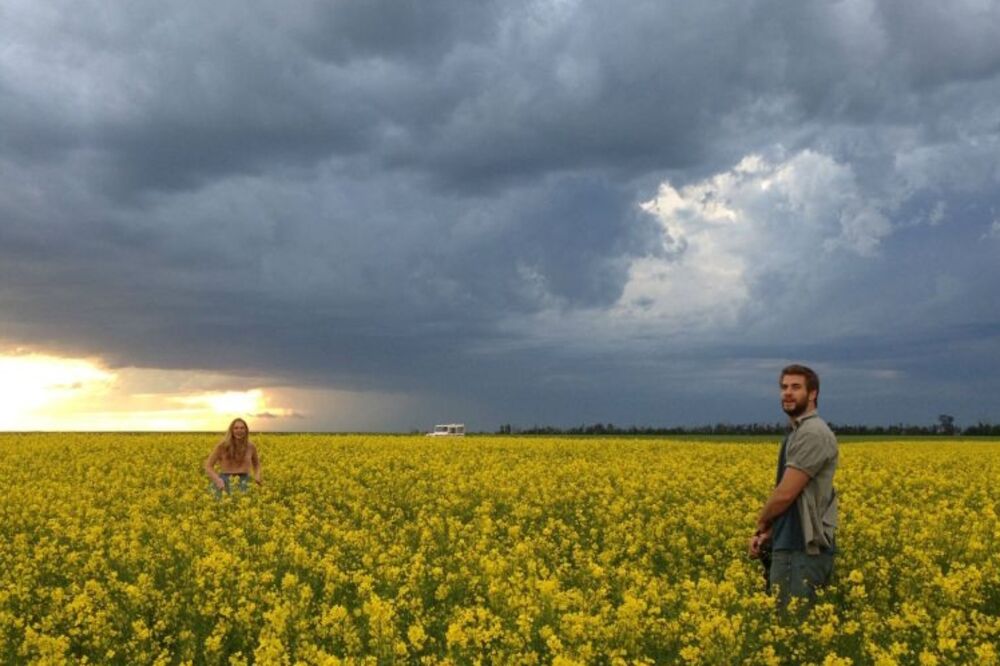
773;412;839;555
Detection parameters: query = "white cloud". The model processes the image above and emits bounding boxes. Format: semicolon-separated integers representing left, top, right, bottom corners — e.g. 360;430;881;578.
987;218;1000;240
825;207;892;256
928;201;946;226
498;149;899;351
617;150;892;326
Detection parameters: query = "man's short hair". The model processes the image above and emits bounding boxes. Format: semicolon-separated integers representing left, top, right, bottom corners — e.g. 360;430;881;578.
780;364;820;405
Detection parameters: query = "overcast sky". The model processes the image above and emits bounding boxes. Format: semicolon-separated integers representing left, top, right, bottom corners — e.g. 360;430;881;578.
2;0;999;431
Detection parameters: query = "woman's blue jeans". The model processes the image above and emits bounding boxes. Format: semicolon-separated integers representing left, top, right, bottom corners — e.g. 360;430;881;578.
212;472;250;498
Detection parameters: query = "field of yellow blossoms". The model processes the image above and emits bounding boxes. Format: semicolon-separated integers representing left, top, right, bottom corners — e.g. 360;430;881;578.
1;434;998;665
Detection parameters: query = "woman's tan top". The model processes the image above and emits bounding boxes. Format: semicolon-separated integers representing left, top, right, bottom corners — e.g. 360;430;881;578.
204;441;261;485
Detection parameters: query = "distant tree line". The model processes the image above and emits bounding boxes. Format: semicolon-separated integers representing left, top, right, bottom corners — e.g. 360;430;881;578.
962;421;1000;436
496;415;1000;436
498;422;788;436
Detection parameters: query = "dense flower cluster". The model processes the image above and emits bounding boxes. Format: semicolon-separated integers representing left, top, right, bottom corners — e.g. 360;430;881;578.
0;434;998;665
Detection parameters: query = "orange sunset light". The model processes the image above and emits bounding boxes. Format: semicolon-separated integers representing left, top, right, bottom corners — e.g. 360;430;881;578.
0;353;113;429
0;351;296;431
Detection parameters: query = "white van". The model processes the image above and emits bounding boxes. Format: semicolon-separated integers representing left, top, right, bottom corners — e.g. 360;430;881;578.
427;423;466;436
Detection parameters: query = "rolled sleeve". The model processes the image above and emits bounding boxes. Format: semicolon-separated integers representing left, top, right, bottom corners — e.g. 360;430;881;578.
785;428;836;478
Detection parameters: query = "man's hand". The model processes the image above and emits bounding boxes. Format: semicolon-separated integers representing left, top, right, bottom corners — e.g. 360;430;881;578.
748;527;772;559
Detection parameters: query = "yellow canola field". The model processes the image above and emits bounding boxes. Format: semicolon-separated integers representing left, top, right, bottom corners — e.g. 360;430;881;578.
0;434;998;665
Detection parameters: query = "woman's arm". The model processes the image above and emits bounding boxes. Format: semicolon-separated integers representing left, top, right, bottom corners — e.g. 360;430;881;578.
250;444;263;485
204;444;225;489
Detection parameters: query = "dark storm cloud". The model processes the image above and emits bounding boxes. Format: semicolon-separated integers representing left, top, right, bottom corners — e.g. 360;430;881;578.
2;0;1000;428
295;0;502;65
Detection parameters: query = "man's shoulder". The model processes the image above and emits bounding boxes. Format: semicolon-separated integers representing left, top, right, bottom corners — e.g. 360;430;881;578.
787;414;838;473
798;413;832;431
793;414;838;444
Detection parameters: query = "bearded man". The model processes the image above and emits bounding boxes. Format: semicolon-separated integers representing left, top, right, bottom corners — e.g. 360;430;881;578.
749;364;839;610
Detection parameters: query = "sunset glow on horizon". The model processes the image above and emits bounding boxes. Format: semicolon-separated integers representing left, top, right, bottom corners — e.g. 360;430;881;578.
0;351;300;431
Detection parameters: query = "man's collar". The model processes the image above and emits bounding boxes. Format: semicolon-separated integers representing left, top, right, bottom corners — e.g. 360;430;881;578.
791;410;818;428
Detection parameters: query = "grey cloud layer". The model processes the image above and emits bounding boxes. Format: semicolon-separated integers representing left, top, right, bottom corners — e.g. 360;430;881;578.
2;0;999;427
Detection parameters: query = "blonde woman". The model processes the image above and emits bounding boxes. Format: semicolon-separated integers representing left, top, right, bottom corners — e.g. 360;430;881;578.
204;417;262;496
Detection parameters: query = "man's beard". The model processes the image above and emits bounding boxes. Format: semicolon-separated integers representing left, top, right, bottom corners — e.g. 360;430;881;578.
782;396;810;418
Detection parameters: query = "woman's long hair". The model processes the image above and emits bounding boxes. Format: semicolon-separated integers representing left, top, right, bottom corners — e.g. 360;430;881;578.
219;417;250;462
